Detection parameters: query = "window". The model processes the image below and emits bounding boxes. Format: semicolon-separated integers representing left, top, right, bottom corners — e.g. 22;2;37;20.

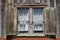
33;9;44;32
50;0;54;7
33;9;43;21
33;22;43;31
18;8;29;21
18;22;29;33
18;8;29;33
18;8;44;36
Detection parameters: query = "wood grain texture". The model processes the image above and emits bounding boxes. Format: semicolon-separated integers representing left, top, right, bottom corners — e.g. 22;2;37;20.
5;5;14;35
44;7;56;35
13;7;18;35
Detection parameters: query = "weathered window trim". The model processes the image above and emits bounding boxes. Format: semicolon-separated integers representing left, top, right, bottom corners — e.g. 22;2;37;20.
14;7;45;36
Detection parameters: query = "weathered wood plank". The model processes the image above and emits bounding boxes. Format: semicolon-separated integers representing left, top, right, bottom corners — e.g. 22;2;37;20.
5;5;14;35
8;0;12;5
13;7;17;35
44;7;56;35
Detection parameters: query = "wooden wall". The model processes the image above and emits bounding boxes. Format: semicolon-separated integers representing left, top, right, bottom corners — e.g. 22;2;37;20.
4;0;56;38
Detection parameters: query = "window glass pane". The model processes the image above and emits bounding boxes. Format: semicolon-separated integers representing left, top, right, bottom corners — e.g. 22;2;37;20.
33;8;44;32
18;8;29;21
50;0;54;7
33;22;44;31
18;22;29;31
33;9;43;21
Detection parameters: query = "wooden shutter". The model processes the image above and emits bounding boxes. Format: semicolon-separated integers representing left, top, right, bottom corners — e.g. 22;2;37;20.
44;7;56;35
5;6;17;35
5;5;14;35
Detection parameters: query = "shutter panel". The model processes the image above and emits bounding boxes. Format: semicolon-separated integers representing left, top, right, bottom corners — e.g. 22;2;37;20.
13;7;18;35
5;4;14;35
44;7;56;35
5;6;12;35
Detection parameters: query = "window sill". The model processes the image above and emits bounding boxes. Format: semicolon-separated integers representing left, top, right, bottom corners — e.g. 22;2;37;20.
17;33;45;36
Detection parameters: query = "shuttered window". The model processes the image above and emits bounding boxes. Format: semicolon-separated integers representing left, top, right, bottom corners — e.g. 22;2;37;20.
18;8;29;21
18;8;44;36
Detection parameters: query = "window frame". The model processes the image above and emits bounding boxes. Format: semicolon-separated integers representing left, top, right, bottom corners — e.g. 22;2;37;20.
18;8;30;34
17;7;45;36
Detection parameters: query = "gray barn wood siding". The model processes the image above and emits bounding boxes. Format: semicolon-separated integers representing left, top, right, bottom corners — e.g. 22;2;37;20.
0;0;1;37
1;0;59;38
1;0;5;38
56;0;60;38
